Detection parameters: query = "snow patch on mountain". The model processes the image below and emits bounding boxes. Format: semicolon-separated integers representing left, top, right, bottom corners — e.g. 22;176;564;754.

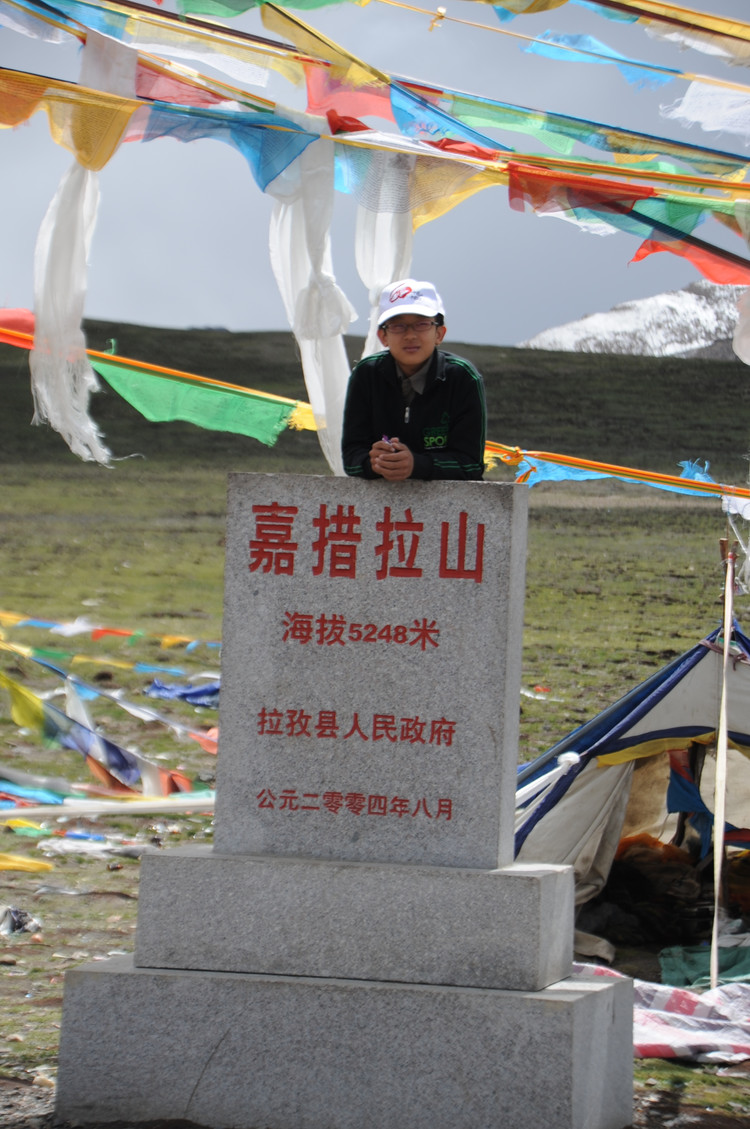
519;281;746;357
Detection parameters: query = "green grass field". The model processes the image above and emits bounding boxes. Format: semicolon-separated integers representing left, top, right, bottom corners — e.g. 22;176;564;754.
1;324;750;1122
2;323;747;756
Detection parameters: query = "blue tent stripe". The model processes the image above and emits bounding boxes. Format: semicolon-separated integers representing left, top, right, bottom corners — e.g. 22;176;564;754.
516;625;721;788
514;622;750;856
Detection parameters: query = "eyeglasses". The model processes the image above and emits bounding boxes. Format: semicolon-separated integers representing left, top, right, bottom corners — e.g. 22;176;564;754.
383;320;438;336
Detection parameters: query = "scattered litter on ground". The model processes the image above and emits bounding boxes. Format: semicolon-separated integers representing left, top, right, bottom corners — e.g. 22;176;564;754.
0;907;43;935
37;837;148;860
576;962;750;1063
0;853;54;872
521;686;564;701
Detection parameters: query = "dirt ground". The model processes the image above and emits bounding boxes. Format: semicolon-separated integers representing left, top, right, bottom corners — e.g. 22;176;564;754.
631;1079;750;1128
1;1077;209;1129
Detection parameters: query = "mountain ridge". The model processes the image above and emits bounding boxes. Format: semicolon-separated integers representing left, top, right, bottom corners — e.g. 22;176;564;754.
519;281;746;360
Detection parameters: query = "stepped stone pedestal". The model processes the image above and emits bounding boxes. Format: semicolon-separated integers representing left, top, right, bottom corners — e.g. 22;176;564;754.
56;474;632;1129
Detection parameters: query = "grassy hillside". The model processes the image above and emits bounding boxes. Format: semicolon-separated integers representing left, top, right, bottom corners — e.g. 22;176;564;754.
2;321;747;482
2;320;747;750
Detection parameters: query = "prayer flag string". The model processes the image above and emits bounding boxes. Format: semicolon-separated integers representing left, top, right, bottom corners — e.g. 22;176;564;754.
4;317;749;508
491;0;750;56
0;320;315;444
0;666;199;795
5;0;750;466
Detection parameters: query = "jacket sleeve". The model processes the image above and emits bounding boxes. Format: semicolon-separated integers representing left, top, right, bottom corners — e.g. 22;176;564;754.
341;361;377;478
412;360;486;481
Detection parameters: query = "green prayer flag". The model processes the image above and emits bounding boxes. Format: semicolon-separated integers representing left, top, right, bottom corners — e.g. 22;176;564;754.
92;357;296;447
177;0;342;16
177;0;257;16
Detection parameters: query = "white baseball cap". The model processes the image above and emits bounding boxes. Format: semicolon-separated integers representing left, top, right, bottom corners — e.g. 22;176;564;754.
377;279;445;327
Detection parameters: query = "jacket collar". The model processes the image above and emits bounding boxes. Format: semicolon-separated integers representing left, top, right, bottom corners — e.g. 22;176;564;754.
384;348;444;390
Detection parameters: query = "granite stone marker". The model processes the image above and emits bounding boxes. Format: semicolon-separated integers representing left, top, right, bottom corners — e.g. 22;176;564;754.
214;474;528;868
55;474;633;1129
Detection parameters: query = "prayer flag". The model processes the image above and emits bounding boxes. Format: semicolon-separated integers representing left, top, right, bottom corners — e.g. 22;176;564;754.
90;355;311;446
631;237;750;285
0;315;315;446
524;32;678;89
508;161;655;215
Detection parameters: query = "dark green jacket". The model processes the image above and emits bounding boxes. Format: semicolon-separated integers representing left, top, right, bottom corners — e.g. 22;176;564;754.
341;349;486;480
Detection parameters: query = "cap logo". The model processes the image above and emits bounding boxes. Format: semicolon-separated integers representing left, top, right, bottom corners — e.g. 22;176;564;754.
389;284;413;303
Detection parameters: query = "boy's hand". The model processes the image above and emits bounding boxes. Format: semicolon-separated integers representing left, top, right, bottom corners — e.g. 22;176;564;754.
369;437;414;480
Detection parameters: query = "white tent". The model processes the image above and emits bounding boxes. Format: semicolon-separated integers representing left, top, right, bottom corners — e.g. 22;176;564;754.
515;623;750;959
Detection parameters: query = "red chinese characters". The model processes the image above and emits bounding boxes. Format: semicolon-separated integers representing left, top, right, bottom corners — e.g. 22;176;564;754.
439;510;484;583
257;708;457;746
375;506;423;580
312;504;362;578
247;502;485;583
282;612;439;650
256;788;453;820
249;503;299;575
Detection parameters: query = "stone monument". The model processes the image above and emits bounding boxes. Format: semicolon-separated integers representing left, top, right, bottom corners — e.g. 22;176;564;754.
55;473;632;1128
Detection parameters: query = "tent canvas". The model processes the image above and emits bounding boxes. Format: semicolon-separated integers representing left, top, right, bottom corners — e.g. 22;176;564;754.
515;623;750;957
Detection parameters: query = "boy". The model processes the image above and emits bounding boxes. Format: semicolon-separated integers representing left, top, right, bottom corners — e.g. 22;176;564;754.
341;279;486;481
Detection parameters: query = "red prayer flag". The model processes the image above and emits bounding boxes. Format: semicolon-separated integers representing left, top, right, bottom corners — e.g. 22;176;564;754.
426;137;500;161
631;238;750;285
135;65;232;109
0;308;34;335
508;162;655;215
305;64;394;124
326;108;369;135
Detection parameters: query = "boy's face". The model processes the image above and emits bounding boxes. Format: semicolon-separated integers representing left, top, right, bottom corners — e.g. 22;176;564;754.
377;315;446;376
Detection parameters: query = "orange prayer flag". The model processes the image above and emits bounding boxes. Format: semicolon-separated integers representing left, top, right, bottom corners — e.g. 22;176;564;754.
631;237;750;285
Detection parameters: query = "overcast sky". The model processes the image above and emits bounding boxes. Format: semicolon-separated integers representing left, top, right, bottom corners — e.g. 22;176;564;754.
1;0;747;346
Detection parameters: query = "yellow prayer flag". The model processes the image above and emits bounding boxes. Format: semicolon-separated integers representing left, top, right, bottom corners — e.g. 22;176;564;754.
0;853;54;873
0;671;45;730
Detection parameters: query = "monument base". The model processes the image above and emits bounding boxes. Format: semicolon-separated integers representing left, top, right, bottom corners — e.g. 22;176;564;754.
135;845;574;991
55;956;633;1129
